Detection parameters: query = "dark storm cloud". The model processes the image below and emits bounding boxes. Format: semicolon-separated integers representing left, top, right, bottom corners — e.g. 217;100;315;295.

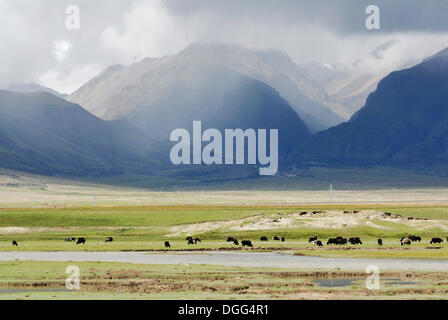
164;0;448;34
1;0;448;93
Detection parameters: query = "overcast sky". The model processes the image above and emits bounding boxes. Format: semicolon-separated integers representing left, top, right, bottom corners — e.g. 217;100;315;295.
1;0;448;94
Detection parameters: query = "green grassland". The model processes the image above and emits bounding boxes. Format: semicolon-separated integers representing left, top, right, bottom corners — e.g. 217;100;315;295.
1;205;448;259
1;261;448;300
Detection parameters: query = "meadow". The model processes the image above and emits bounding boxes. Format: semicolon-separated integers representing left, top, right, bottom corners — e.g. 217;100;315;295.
1;260;448;300
1;205;448;259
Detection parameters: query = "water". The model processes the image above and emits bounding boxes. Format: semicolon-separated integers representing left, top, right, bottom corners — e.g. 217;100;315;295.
313;277;420;288
0;288;71;294
0;251;447;271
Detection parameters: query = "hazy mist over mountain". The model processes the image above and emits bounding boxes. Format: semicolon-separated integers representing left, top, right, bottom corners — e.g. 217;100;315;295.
1;0;448;182
69;43;344;133
293;48;448;168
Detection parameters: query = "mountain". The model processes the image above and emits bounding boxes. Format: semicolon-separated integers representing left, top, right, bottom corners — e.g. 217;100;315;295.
302;61;390;118
69;43;345;133
292;48;448;167
301;41;417;118
0;90;153;176
6;83;68;99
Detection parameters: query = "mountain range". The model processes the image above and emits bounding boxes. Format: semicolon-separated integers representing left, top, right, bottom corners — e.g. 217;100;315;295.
292;48;448;168
0;44;447;179
68;43;345;133
0;90;153;176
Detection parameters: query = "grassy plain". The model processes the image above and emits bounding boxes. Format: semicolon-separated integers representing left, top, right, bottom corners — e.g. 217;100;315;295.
1;205;448;259
1;261;448;300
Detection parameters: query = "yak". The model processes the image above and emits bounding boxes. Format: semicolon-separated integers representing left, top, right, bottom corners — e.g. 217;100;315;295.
430;238;443;244
164;241;171;248
401;238;411;246
242;240;253;247
408;235;421;242
76;237;86;245
105;237;113;243
349;237;362;245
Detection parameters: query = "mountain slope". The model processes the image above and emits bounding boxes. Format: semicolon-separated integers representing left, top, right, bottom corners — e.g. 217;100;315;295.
292;49;448;167
0;90;153;176
127;67;311;160
6;83;68;99
69;43;344;133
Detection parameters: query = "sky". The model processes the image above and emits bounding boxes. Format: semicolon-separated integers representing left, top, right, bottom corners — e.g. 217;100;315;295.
1;0;448;94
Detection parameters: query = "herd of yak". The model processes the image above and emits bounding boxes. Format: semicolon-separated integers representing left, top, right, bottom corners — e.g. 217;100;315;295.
7;234;447;248
307;235;446;247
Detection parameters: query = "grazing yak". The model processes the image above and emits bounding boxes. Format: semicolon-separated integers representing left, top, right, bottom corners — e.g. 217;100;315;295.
260;236;268;241
194;238;201;244
273;236;280;241
233;239;239;245
226;237;235;242
164;241;171;248
242;240;253;247
76;237;86;245
12;240;18;246
408;235;422;242
187;238;195;245
327;237;348;245
281;237;285;242
349;237;362;245
401;238;411;246
430;238;443;244
315;240;323;247
105;237;113;243
377;239;383;246
308;236;318;243
64;237;75;242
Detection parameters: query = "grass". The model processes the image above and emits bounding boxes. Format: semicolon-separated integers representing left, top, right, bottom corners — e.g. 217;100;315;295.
0;206;267;228
1;260;448;300
1;204;448;258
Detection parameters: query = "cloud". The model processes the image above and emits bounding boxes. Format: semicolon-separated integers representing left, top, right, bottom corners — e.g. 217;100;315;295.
100;0;194;62
1;0;448;93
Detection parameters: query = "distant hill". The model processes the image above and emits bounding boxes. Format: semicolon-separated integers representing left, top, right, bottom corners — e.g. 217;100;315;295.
69;43;344;133
291;48;448;168
6;83;68;99
0;90;153;176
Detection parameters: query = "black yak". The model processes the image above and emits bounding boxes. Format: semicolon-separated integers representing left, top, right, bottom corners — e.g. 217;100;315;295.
242;240;253;247
430;238;443;244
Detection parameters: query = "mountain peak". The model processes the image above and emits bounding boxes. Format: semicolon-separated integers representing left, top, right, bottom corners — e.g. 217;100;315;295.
180;42;293;64
5;82;67;99
423;47;448;62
